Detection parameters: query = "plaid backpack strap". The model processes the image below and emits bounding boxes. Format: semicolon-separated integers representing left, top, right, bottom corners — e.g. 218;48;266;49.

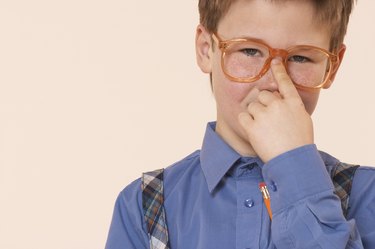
141;169;170;249
331;162;360;218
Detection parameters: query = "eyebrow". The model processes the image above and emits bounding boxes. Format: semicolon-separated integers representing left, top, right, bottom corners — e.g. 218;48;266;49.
218;33;327;49
216;33;268;45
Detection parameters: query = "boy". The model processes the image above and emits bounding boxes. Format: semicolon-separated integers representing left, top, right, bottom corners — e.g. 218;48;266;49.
106;0;375;248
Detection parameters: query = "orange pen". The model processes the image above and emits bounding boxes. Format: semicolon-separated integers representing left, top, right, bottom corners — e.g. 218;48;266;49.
259;182;272;220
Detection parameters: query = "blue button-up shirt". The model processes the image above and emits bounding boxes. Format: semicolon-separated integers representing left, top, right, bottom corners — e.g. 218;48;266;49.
105;122;375;249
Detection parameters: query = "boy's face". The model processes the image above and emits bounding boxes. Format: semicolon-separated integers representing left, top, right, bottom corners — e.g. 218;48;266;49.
196;0;344;155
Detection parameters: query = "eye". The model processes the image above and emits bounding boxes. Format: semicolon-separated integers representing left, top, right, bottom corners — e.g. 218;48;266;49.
289;55;311;63
240;48;261;57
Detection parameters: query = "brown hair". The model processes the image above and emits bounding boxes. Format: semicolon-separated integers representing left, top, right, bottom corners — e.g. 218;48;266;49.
198;0;356;50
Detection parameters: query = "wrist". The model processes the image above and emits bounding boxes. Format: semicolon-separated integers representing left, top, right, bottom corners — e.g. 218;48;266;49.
261;144;334;213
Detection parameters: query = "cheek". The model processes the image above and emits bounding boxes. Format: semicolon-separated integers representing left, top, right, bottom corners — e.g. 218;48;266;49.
298;90;320;114
213;72;253;110
226;58;261;78
288;67;326;88
212;54;253;105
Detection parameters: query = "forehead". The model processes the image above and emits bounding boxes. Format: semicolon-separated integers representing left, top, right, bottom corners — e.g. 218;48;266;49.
217;0;331;48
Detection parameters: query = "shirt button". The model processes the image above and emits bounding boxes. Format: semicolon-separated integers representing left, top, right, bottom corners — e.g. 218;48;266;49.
244;199;254;208
270;181;277;192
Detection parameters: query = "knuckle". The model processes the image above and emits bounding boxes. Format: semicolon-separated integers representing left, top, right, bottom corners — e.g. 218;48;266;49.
247;101;261;113
258;90;269;98
247;102;255;112
258;90;275;103
271;98;283;106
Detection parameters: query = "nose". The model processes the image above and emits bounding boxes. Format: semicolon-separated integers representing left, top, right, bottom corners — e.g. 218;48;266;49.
255;56;287;92
255;67;279;92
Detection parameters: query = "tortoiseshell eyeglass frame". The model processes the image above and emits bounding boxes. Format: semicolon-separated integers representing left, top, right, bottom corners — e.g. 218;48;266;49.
212;33;339;91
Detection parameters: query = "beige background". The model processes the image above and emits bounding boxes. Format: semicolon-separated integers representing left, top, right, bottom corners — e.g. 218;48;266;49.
0;1;374;249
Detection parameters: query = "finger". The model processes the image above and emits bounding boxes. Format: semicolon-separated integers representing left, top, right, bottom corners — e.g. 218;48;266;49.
273;91;282;98
240;87;260;110
257;90;280;106
270;58;299;98
247;101;266;118
238;112;254;130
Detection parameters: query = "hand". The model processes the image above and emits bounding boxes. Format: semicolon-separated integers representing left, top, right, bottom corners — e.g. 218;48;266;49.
238;59;314;163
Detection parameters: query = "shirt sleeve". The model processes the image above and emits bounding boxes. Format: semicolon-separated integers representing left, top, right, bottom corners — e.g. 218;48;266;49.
105;179;149;249
347;166;375;248
262;144;371;249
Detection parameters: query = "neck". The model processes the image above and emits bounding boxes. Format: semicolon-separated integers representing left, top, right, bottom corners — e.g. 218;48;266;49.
215;120;257;157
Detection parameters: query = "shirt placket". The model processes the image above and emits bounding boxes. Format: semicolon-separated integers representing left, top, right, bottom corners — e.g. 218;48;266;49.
235;163;263;249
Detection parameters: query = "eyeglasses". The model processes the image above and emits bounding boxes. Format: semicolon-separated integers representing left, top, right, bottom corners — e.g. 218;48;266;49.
212;33;339;90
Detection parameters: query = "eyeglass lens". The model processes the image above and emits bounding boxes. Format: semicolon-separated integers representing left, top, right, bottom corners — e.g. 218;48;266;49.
223;41;331;87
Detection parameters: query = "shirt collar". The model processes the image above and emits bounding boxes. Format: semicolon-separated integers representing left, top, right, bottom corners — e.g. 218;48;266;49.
200;122;246;193
200;122;340;193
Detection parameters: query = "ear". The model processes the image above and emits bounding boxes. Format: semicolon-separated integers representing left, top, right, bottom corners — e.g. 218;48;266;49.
323;44;346;89
195;24;213;74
